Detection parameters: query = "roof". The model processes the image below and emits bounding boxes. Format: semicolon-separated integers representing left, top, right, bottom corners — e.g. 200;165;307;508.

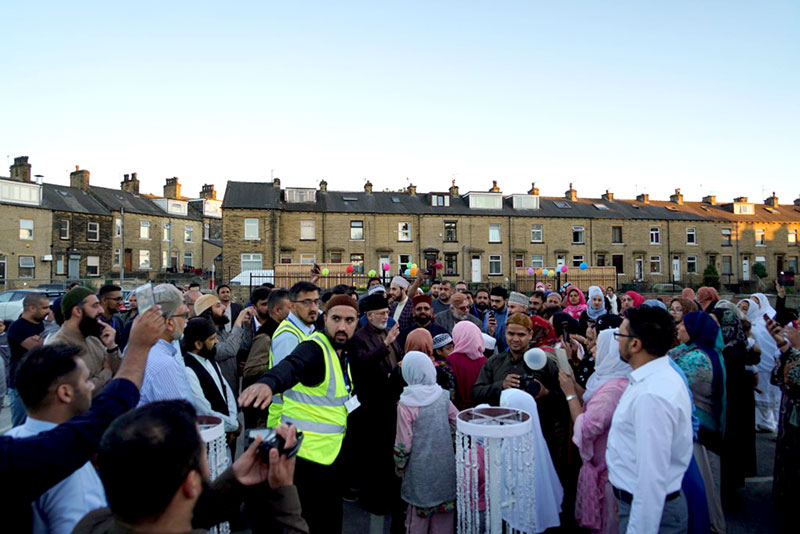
222;181;281;210
90;187;200;220
42;184;111;216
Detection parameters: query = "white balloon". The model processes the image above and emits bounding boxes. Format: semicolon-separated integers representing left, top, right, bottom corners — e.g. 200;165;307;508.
523;347;548;371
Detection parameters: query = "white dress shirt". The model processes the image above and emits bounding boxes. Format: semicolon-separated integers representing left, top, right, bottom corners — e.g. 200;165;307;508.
606;356;693;533
184;352;240;432
270;312;315;366
392;295;408;323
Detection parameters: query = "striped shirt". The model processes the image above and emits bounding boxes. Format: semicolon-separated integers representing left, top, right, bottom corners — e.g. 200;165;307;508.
137;339;192;407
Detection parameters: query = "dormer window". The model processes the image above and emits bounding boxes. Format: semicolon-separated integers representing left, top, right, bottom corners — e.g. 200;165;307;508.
511;195;540;210
286;189;316;203
467;193;502;210
431;194;450;207
733;203;754;215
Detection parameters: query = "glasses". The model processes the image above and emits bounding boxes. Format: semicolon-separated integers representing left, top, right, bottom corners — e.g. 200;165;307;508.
613;332;636;340
293;299;322;307
170;312;189;319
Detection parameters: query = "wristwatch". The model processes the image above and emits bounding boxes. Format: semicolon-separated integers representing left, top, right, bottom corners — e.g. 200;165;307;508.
565;394;578;402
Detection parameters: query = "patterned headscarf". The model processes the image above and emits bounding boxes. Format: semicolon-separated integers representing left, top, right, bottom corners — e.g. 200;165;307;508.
530;315;558;349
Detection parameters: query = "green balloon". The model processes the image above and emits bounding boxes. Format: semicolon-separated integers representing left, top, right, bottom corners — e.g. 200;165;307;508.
368;269;377;277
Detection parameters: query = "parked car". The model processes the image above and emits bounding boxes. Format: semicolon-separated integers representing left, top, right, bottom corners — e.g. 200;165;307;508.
650;282;685;293
119;289;134;313
0;289;63;321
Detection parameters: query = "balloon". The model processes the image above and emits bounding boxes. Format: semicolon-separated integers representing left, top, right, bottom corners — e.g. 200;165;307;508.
542;268;548;276
345;265;354;273
547;269;556;277
411;263;418;269
527;267;534;275
368;269;377;277
404;269;411;276
382;263;391;271
433;263;443;269
537;268;543;275
579;262;588;270
410;267;418;276
321;268;330;276
560;265;568;273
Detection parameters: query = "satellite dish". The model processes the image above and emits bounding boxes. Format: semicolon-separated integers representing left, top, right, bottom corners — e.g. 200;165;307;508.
523;348;548;371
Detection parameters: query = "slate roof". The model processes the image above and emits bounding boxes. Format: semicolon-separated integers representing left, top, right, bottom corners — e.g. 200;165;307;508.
224;181;800;223
90;187;201;220
42;184;111;215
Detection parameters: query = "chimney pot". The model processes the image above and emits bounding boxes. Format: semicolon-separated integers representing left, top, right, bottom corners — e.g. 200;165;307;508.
528;182;539;195
449;179;459;197
734;196;748;203
408;184;417;196
364;180;373;193
319;179;328;193
765;192;779;207
602;189;614;201
636;193;650;203
489;180;500;193
273;178;281;188
702;195;716;205
69;167;90;191
565;183;577;201
669;188;684;205
9;156;32;183
163;177;181;199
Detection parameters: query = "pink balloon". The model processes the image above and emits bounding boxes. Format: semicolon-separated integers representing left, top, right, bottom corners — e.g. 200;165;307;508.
382;263;391;271
561;265;568;273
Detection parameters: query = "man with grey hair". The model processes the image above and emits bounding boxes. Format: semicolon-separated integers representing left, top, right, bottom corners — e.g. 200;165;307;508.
137;284;192;406
184;289;203;318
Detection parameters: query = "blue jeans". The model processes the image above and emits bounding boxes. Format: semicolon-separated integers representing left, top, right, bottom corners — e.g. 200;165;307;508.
618;492;688;534
8;388;26;427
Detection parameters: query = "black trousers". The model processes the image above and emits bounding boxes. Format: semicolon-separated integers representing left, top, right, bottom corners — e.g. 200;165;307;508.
294;454;344;534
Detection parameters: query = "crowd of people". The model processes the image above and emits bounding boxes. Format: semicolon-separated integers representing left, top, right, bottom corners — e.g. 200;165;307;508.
1;273;798;534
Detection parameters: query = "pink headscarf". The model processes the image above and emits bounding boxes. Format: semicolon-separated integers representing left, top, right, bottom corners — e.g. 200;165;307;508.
696;287;720;311
563;287;587;320
451;321;485;360
681;287;696;300
625;291;645;308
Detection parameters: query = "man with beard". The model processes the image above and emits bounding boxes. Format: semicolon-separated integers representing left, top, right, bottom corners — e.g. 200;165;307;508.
74;401;307;534
472;287;491;321
388;272;424;331
483;286;510;352
183;318;240;438
7;344;105;534
194;293;254;397
397;294;448;349
239;295;360;534
7;292;51;426
434;292;482;334
137;284;193;406
46;287;121;395
98;284;126;350
431;280;453;316
529;291;546;316
429;280;441;300
216;284;242;333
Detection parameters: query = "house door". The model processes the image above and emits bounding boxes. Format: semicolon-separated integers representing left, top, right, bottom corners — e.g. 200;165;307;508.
68;255;81;278
634;256;644;281
124;249;133;272
672;256;681;281
471;255;482;283
742;257;750;281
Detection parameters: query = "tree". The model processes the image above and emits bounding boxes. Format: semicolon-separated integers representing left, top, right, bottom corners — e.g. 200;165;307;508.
753;262;767;279
703;263;720;289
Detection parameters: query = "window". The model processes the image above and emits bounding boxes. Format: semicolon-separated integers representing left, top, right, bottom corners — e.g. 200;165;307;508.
650;227;661;244
650;255;661;274
789;257;798;273
399;254;412;268
489;224;501;243
612;226;623;244
572;226;585;244
556;254;566;268
330;251;342;263
512;195;540;210
280;254;292;264
687;256;698;274
241;253;263;271
514;254;525;268
59;220;70;240
285;189;316;203
87;256;100;277
138;250;150;269
444;221;457;242
489;255;502;275
722;255;733;275
203;223;210;240
183;252;194;267
18;256;34;278
755;256;766;270
734;203;754;215
722;228;732;246
0;181;39;205
789;231;797;245
19;219;33;240
445;253;458;275
163;223;170;241
162;250;169;269
87;222;100;241
596;254;606;266
300;220;315;240
531;224;543;243
114;249;120;266
299;254;316;264
244;218;259;240
184;225;193;243
351;254;364;274
115;218;122;237
468;194;502;210
55;255;65;275
755;229;765;246
431;194;450;207
350;221;364;241
398;222;411;242
612;254;624;274
531;255;544;268
687;227;696;245
572;255;585;267
554;200;571;209
140;221;150;240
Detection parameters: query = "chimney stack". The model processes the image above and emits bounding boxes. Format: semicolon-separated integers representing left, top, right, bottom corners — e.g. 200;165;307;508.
734;196;748;203
10;156;32;183
565;182;577;201
702;195;716;205
364;180;373;194
669;188;684;205
794;195;800;207
765;192;779;207
273;178;281;188
319;179;328;193
163;177;181;199
70;165;90;191
601;189;614;202
489;180;500;193
200;184;216;200
449;179;459;197
636;193;650;203
528;182;539;196
121;172;140;194
408;184;417;196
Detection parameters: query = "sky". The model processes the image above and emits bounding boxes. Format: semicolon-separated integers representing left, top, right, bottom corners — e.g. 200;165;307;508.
2;1;798;204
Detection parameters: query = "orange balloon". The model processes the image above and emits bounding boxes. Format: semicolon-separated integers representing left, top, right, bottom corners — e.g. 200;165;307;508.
536;268;543;276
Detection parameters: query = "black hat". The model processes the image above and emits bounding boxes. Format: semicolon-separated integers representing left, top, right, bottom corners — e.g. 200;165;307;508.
362;293;389;313
183;317;217;351
595;314;623;332
490;286;508;299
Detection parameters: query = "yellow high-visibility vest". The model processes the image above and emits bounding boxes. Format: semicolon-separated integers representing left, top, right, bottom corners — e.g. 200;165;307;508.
266;319;311;427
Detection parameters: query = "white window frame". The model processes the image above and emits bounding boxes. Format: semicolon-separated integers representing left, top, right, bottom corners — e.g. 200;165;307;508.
300;219;315;241
572;225;585;244
18;256;35;278
556;254;566;268
350;220;364;241
279;254;292;264
87;222;100;242
687;256;698;274
444;252;458;275
299;253;316;264
184;251;194;267
531;224;543;243
162;223;170;242
138;250;151;269
56;255;65;275
244;218;259;240
686;227;696;245
431;194;450;207
59;220;70;240
514;254;525;268
489;254;502;275
19;219;34;240
399;254;412;268
755;229;766;247
203;223;210;240
572;255;585;267
113;248;121;267
162;250;169;269
398;222;412;242
650;255;662;274
444;221;457;242
184;225;193;243
531;255;544;268
115;218;122;237
650;226;661;245
489;224;502;243
241;253;263;271
87;256;100;277
789;230;797;246
140;220;151;240
721;228;732;246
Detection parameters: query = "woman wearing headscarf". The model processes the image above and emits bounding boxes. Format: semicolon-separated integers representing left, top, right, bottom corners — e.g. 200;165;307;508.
445;321;487;410
696;287;720;313
531;315;559;350
711;305;759;502
579;286;608;336
554;312;593;389
500;389;564;533
745;295;782;432
394;352;458;534
669;311;727;533
558;328;630;533
563;287;588;321
619;291;644;316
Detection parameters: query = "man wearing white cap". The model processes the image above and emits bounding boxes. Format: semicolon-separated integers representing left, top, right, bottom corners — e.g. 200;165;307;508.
388;270;424;331
508;291;530;316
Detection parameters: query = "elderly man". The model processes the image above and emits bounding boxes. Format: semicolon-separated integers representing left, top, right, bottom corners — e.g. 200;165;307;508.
388;271;424;331
434;292;482;334
184;289;203;317
507;291;530;316
546;291;563;308
46;287;122;396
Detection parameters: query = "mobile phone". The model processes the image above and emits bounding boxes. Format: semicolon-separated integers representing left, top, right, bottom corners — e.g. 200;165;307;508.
135;283;155;314
561;321;570;343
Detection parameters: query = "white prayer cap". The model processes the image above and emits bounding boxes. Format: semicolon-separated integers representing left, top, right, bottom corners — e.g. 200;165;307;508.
390;276;410;289
508;291;528;307
482;333;497;351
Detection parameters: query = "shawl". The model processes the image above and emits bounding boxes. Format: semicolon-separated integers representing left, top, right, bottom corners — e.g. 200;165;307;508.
400;351;445;407
563;287;587;321
711;307;747;350
583;327;630;402
696;287;720;311
683;311;726;434
405;328;433;357
451;321;485;360
625;291;645;308
585;286;607;321
530;315;558;349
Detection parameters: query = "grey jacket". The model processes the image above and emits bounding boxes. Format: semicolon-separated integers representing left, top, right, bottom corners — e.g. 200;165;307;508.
433;310;482;334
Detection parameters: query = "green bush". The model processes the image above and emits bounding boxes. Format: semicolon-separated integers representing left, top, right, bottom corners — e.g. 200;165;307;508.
703;264;720;289
753;262;767;279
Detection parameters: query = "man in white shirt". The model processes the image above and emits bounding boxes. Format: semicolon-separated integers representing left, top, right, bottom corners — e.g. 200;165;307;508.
606;305;693;533
271;282;319;367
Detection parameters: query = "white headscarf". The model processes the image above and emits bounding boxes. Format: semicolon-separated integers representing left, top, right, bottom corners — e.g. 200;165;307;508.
500;389;563;533
583;328;630;403
717;299;745;321
744;297;781;374
750;293;777;321
400;351;445;407
586;286;607;321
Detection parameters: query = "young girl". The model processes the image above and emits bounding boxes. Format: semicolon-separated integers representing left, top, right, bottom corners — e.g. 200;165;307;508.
395;351;458;534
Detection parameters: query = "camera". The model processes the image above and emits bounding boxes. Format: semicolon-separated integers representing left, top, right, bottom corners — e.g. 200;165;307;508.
519;374;542;397
246;428;304;464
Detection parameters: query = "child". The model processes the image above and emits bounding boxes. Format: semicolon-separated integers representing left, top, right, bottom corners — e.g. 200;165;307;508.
432;333;457;399
395;351;458;534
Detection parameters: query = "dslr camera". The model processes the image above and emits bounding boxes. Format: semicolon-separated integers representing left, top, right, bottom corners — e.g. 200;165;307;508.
246;428;304;464
518;374;542;397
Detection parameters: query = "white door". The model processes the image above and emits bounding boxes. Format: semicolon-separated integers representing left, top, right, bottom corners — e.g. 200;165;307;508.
742;257;750;281
634;257;644;281
68;255;80;278
471;255;482;283
672;256;681;281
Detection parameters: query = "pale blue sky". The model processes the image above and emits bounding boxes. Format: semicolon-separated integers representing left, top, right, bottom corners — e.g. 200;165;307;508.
2;1;798;203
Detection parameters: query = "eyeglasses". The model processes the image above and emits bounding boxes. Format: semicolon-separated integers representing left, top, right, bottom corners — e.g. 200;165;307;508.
170;312;189;319
293;299;322;307
613;332;636;340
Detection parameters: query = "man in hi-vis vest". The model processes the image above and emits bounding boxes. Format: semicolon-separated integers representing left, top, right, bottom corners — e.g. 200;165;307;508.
239;294;359;534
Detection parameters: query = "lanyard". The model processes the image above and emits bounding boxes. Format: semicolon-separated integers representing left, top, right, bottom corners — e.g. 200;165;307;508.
342;355;351;394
